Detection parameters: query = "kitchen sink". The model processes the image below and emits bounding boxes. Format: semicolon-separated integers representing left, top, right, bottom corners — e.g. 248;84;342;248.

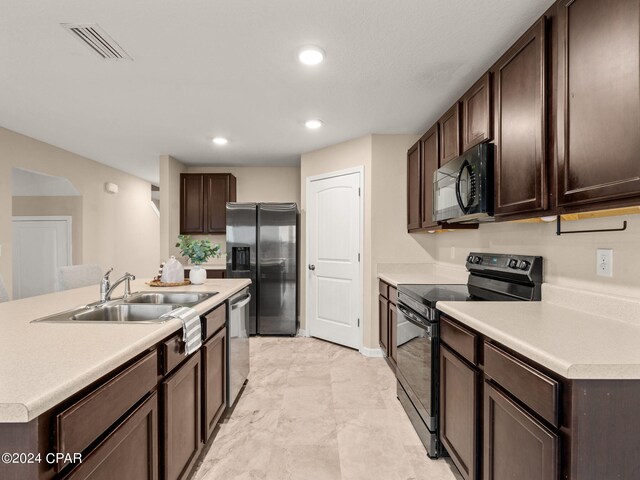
124;291;217;307
33;303;179;324
71;304;178;323
32;290;217;324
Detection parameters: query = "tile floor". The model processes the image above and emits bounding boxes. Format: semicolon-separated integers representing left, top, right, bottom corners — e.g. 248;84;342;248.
193;336;460;480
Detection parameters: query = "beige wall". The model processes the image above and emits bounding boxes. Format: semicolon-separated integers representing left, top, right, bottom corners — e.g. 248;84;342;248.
159;155;187;261
160;164;301;264
371;135;433;264
12;196;83;265
425;214;640;299
0;127;160;297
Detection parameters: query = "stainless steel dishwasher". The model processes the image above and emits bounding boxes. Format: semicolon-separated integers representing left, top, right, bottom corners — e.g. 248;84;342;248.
227;288;251;406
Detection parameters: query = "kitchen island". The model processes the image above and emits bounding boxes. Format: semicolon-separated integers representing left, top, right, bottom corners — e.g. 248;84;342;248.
0;278;250;480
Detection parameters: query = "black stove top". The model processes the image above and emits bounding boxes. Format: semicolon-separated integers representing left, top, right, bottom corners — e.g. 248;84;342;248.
397;252;544;308
398;284;473;307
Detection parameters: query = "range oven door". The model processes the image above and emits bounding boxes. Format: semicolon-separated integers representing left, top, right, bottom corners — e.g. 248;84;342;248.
395;302;439;455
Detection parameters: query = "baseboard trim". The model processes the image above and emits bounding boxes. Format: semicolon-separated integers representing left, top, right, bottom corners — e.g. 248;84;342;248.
359;346;384;358
296;329;310;337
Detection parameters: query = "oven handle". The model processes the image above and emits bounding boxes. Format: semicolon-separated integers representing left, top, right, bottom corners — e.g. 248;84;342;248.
397;304;435;339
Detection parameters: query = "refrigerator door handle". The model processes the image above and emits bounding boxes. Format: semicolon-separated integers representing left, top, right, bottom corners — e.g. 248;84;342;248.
231;293;252;310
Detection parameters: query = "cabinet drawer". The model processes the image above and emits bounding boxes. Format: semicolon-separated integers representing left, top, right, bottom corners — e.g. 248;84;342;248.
484;342;559;427
161;333;186;376
388;285;398;305
378;280;389;299
441;316;478;365
56;350;157;465
63;392;158;480
203;304;226;341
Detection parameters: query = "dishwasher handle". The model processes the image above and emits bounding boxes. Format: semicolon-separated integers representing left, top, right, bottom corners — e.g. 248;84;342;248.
231;293;252;310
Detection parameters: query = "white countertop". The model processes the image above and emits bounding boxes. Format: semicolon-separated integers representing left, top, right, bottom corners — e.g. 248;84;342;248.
377;264;468;287
0;278;250;423
437;284;640;380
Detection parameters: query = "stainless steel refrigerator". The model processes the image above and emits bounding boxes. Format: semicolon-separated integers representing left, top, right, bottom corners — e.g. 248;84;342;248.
226;203;298;335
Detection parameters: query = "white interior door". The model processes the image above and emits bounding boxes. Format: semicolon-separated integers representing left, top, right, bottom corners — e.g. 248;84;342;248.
307;169;362;349
12;216;72;299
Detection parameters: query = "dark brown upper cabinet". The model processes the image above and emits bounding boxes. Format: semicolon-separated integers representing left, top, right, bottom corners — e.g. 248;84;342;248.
205;174;236;233
493;18;548;218
180;173;237;234
180;174;205;234
420;124;439;229
556;0;640;211
407;140;422;232
438;103;461;166
461;73;492;152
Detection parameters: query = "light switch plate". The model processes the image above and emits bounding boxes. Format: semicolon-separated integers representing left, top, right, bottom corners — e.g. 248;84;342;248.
596;248;613;277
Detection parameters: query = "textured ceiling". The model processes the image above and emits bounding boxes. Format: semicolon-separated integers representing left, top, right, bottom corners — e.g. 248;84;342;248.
0;0;552;184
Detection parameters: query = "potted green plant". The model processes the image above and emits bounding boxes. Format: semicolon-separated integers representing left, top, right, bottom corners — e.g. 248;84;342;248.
175;235;222;284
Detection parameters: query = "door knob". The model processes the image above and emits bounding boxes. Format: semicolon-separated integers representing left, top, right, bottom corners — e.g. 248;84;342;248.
308;264;316;271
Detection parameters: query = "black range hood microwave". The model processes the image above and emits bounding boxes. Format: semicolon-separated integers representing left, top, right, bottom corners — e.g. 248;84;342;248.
433;143;494;223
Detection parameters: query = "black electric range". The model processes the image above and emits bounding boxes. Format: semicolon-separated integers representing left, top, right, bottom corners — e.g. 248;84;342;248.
395;252;543;458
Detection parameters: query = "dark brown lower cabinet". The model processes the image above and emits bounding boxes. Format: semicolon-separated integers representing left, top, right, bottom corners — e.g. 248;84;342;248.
1;308;233;480
440;345;479;480
162;353;202;480
378;280;398;369
388;303;398;366
202;327;227;440
484;382;558;480
184;268;226;280
64;393;158;480
378;294;389;356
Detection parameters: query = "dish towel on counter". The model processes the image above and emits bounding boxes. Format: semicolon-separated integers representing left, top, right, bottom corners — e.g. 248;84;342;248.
160;307;202;355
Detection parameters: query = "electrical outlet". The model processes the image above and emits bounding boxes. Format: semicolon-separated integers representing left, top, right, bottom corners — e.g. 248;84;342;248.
596;248;613;277
450;246;455;259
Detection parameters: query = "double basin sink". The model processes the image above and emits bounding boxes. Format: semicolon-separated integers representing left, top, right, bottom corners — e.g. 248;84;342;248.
33;291;218;324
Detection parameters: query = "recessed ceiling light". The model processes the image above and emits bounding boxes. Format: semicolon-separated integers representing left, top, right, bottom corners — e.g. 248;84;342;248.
212;137;228;145
298;46;325;65
305;119;323;129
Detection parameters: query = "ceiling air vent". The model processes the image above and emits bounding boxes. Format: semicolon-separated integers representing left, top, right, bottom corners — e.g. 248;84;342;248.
61;23;132;60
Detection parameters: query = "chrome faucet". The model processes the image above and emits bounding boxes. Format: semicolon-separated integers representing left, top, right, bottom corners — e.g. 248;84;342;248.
100;268;135;303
